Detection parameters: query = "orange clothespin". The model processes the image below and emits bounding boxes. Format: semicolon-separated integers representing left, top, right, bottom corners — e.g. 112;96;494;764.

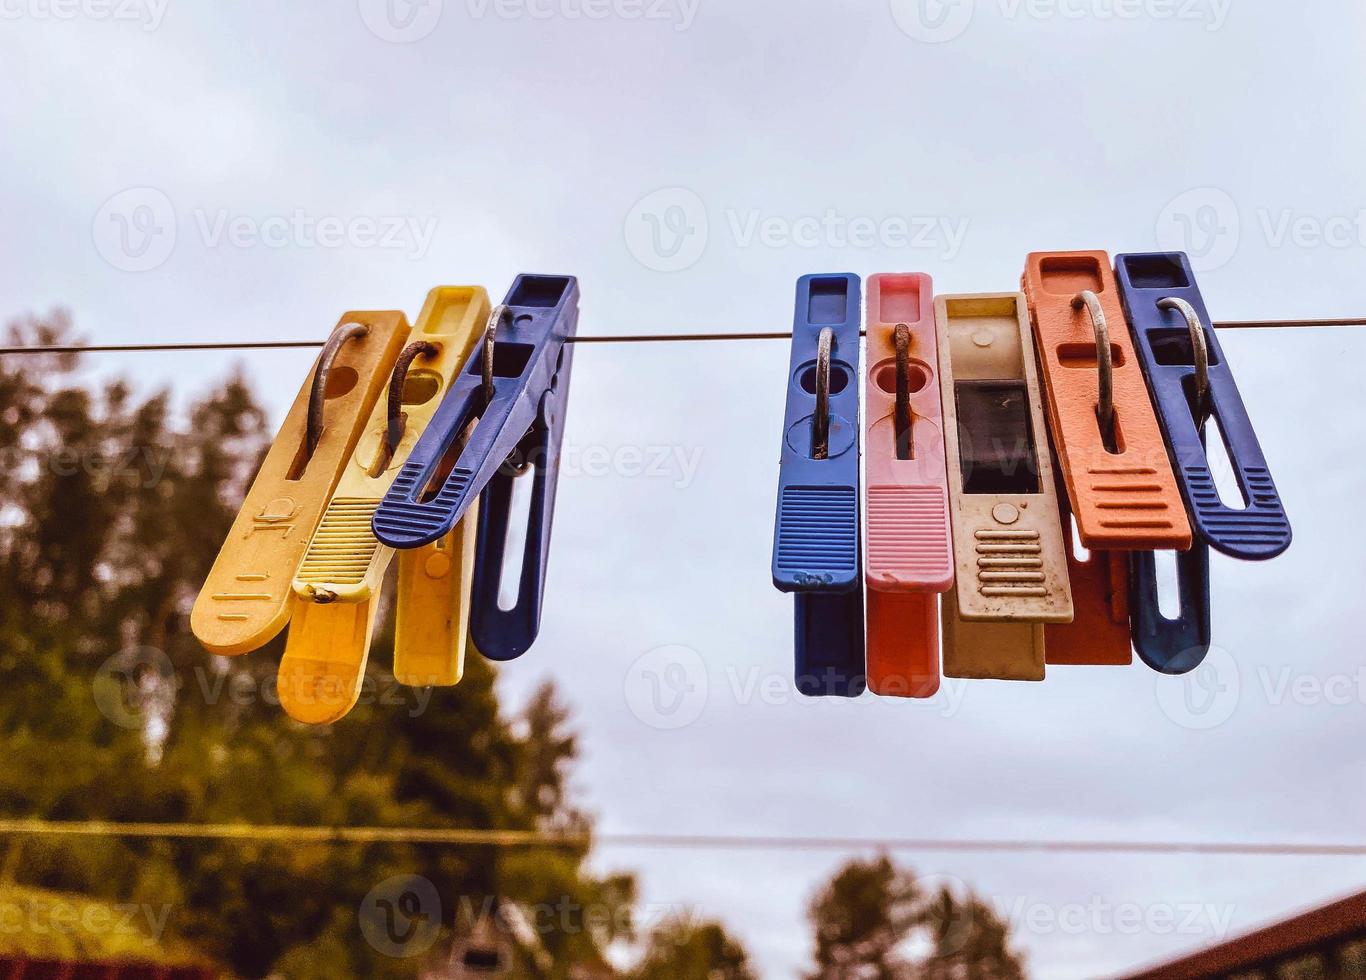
191;314;410;656
936;293;1073;681
863;274;952;699
1045;493;1132;666
1021;251;1191;551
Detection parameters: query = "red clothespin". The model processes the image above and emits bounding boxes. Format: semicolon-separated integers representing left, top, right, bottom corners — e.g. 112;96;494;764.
863;274;953;698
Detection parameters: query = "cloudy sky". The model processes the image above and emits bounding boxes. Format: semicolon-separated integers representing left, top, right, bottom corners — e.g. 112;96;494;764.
3;0;1366;976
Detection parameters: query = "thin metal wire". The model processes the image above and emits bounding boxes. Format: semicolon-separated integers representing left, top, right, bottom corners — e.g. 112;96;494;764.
385;341;439;457
1159;297;1212;425
893;323;914;459
812;327;834;459
0;317;1362;356
482;304;510;403
0;819;1360;856
1072;291;1116;445
305;321;368;456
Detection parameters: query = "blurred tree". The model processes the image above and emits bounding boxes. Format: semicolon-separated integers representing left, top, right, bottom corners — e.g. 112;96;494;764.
625;917;757;980
805;856;1026;980
0;311;633;979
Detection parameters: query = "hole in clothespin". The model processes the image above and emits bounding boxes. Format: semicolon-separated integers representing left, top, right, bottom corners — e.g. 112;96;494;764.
1197;408;1249;512
420;416;480;503
1153;550;1181;620
498;457;536;612
954;380;1041;495
1095;403;1125;455
284;366;360;482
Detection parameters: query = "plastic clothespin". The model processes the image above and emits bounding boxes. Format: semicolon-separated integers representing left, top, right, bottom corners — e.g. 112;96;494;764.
1046;492;1132;666
1021;251;1192;551
373;274;579;662
277;288;491;724
863;274;952;699
1114;252;1291;560
773;274;865;698
191;313;410;657
936;293;1073;682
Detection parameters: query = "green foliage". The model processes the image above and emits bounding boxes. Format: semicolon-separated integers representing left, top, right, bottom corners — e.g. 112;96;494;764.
625;917;757;980
0;312;633;978
805;856;1026;980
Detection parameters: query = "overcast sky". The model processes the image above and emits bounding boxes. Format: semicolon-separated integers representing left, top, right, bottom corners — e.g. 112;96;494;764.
3;1;1366;977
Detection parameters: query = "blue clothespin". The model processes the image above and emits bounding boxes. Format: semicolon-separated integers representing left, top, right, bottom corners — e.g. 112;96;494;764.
1128;541;1211;676
1114;252;1291;560
772;274;865;698
374;274;578;661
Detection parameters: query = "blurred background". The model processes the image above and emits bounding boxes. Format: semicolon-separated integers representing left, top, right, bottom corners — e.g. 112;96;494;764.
1;1;1364;977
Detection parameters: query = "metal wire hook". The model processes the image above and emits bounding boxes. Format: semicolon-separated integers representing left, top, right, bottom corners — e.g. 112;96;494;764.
305;321;369;457
1158;297;1211;424
893;323;914;459
812;327;834;460
482;304;511;405
383;341;440;458
1072;291;1115;447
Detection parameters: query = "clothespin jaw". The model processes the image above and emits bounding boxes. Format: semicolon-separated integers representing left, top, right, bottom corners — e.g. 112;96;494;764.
468;307;576;662
863;273;952;699
373;275;579;551
773;274;865;698
277;288;491;723
1114;252;1291;561
190;312;410;657
1128;545;1211;675
935;293;1073;682
1022;251;1192;551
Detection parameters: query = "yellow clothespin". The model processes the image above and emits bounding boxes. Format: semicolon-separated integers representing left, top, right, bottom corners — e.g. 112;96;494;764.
278;287;491;723
935;293;1073;681
191;313;410;656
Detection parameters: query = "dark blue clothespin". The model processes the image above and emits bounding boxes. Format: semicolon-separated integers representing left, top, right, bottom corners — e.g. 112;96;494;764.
1128;539;1211;676
374;274;578;661
1114;252;1291;560
772;274;865;698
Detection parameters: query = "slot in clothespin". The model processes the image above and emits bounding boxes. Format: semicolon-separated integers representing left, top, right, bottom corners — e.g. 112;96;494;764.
373;275;579;662
1128;540;1211;676
773;274;865;698
936;293;1073;682
863;274;952;699
1114;252;1291;560
191;313;410;657
277;288;490;723
1022;251;1192;551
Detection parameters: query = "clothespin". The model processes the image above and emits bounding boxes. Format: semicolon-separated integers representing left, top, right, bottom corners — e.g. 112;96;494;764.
277;288;490;724
936;293;1073;681
1021;251;1176;667
1128;546;1211;675
373;274;579;662
1021;251;1192;551
191;313;410;656
1113;252;1292;560
772;274;865;698
863;274;952;699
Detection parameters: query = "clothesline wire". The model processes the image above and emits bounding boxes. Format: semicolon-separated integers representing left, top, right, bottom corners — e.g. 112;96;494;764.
0;819;1361;856
0;317;1364;356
